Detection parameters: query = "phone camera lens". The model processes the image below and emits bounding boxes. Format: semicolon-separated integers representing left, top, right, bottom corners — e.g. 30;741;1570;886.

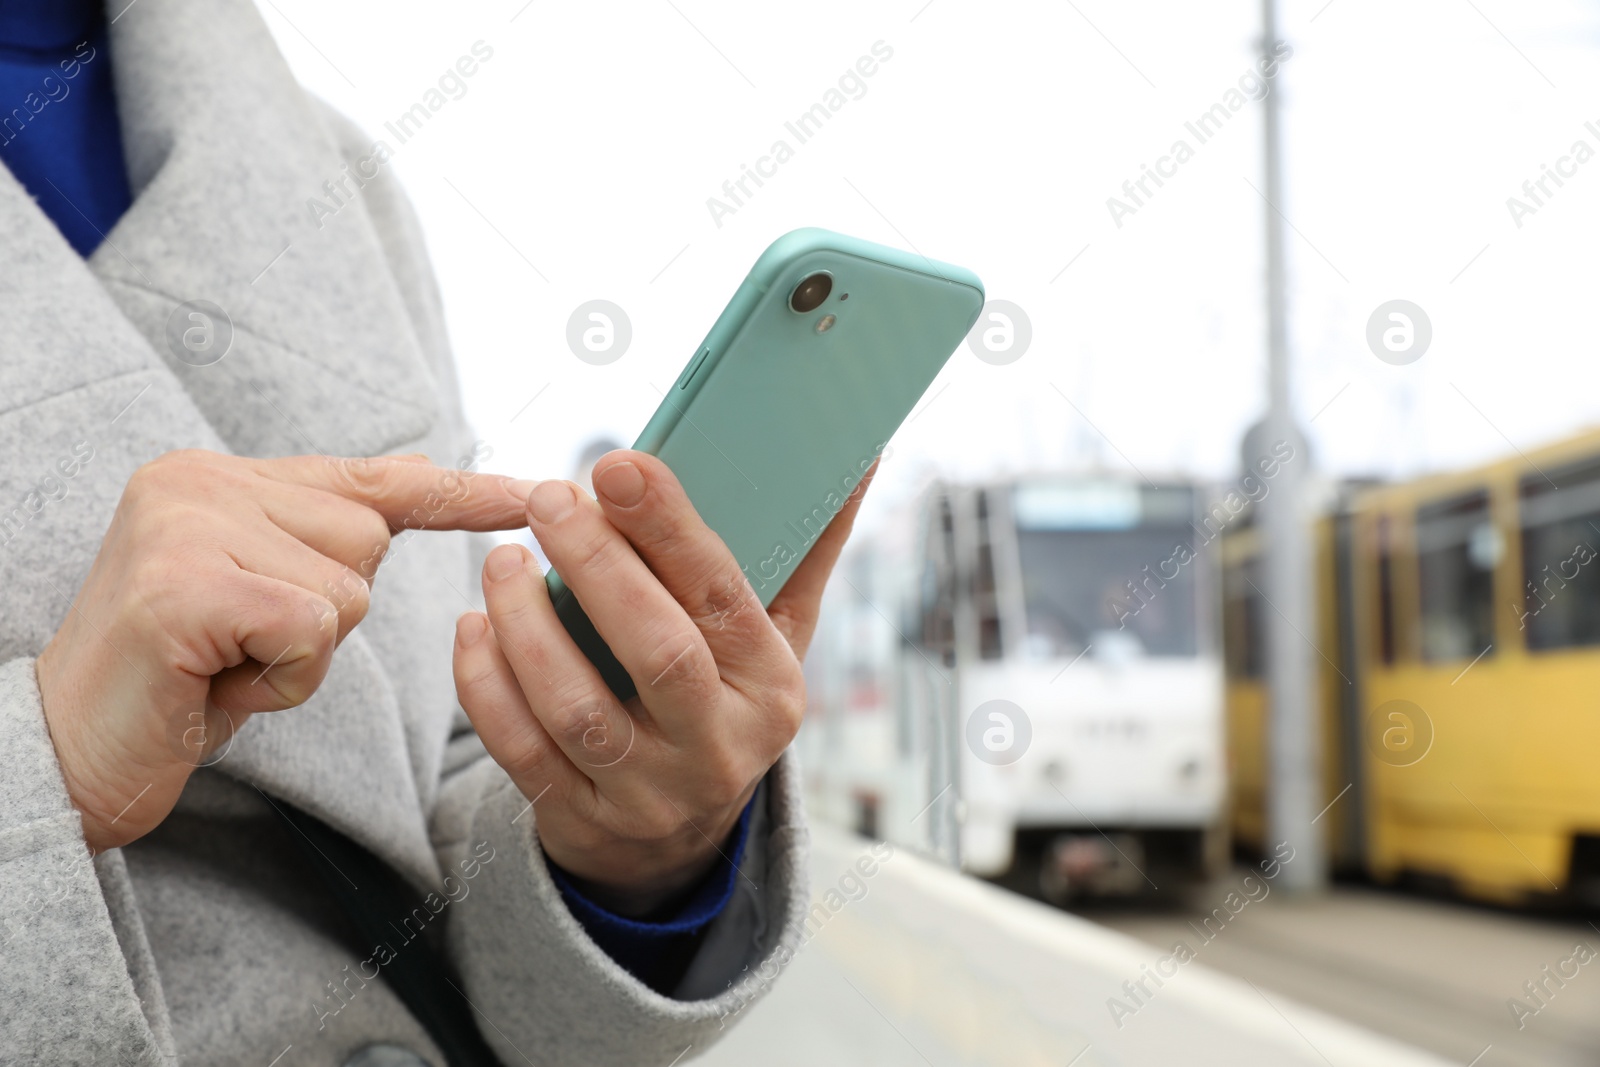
789;272;833;313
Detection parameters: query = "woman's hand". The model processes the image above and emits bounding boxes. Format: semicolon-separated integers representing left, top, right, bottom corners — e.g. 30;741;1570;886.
453;450;873;916
37;449;534;854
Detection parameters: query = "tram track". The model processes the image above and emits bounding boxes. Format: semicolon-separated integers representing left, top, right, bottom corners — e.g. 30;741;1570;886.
1087;881;1600;1067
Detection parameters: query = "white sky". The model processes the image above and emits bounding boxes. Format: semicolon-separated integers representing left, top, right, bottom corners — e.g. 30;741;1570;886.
258;0;1600;530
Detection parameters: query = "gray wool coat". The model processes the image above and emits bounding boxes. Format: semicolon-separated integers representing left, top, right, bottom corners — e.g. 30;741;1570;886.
0;2;809;1064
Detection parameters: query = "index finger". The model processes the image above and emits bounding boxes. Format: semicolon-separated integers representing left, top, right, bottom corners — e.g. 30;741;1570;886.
253;454;535;533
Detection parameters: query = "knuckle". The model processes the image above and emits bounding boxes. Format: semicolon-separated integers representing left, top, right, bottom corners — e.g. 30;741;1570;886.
546;692;614;752
331;457;412;516
323;566;370;628
126;450;213;497
129;571;224;674
122;464;161;501
335;456;390;493
264;582;337;648
351;510;393;573
495;725;551;782
639;629;711;690
155;447;221;472
128;527;219;604
625;505;683;554
298;595;342;655
121;499;196;550
691;569;757;632
562;524;624;578
488;593;544;644
455;658;499;696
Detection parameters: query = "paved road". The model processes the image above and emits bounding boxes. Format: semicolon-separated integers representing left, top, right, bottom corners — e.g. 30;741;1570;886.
695;827;1458;1067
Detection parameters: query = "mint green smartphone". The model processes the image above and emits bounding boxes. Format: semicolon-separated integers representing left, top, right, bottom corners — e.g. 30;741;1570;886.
549;227;985;699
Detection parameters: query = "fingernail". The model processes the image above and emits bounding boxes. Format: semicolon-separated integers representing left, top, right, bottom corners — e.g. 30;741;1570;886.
595;461;646;508
485;544;523;582
456;612;490;646
527;480;576;525
505;478;538;505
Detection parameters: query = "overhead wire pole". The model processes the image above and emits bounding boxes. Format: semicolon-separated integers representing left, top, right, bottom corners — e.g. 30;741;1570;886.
1258;0;1326;891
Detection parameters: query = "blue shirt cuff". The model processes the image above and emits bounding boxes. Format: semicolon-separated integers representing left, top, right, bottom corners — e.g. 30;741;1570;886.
545;789;757;993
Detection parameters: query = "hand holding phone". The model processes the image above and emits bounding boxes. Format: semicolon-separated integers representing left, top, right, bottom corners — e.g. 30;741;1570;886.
550;228;985;699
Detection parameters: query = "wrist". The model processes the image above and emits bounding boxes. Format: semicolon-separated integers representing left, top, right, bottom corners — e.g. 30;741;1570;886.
542;789;757;919
552;853;717;919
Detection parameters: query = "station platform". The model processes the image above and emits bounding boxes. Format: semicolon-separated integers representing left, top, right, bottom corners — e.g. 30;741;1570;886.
696;823;1459;1066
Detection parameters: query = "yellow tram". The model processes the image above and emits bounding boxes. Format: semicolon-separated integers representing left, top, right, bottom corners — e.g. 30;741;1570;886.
1225;429;1600;905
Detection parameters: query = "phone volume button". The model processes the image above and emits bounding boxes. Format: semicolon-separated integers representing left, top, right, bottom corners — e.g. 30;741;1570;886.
678;348;711;390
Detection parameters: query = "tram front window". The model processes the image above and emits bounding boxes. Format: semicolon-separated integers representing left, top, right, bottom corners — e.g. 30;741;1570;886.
1012;483;1200;660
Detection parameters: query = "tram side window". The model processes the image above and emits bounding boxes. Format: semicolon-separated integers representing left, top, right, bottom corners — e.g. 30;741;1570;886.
974;491;1004;661
1376;515;1396;665
1519;460;1600;650
1222;556;1265;679
1415;491;1497;663
920;498;957;666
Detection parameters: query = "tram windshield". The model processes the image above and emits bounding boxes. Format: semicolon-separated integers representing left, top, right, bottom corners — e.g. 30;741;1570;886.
1012;482;1200;660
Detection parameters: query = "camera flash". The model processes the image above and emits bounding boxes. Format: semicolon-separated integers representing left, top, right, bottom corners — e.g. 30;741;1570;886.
815;314;836;333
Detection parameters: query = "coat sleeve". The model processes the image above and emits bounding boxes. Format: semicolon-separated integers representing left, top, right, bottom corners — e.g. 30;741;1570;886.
430;744;812;1067
312;101;817;1065
0;656;176;1066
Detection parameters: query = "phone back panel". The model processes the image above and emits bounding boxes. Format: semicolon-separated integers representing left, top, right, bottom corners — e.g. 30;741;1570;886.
550;228;984;698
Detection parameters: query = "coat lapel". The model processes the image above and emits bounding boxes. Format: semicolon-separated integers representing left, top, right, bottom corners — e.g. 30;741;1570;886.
91;0;440;460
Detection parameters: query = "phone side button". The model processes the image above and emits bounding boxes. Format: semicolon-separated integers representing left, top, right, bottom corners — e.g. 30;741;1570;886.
678;348;711;390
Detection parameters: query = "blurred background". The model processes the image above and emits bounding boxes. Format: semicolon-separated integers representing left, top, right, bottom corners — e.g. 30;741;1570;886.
265;1;1600;1064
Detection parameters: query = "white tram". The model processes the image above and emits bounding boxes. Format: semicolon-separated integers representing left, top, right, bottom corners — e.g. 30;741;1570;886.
802;473;1228;898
